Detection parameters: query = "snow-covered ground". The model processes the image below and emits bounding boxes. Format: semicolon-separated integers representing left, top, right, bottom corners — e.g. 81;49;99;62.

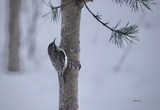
0;0;160;110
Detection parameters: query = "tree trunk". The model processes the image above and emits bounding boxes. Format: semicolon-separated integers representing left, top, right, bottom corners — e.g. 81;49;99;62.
59;0;84;110
8;0;21;71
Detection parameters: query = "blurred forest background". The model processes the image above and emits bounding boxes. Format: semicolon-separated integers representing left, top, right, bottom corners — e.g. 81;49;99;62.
0;0;160;110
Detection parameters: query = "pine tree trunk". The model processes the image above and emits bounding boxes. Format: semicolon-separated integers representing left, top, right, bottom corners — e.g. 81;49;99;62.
59;0;84;110
8;0;21;71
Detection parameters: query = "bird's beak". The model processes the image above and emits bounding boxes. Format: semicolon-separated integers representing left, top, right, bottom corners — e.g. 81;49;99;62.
52;38;57;49
53;38;56;43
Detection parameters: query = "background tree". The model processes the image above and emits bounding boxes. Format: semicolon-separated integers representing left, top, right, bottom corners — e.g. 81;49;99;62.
25;0;42;59
8;0;21;71
44;0;155;110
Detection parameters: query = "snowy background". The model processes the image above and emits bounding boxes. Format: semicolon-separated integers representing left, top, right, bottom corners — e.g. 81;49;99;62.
0;0;160;110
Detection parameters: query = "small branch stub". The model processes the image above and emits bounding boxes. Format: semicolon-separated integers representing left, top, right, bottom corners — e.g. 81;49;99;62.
68;60;81;70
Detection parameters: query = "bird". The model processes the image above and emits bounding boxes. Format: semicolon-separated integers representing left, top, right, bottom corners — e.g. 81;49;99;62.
48;38;67;82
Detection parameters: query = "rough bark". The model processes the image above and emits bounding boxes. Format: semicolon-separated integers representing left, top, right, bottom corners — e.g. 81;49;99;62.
8;0;21;71
59;0;84;110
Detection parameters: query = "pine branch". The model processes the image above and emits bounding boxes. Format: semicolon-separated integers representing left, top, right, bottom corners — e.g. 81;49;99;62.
112;0;156;12
110;21;139;48
42;0;73;23
84;1;139;48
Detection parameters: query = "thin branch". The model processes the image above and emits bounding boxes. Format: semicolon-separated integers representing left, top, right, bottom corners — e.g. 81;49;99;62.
84;2;112;31
84;1;139;47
